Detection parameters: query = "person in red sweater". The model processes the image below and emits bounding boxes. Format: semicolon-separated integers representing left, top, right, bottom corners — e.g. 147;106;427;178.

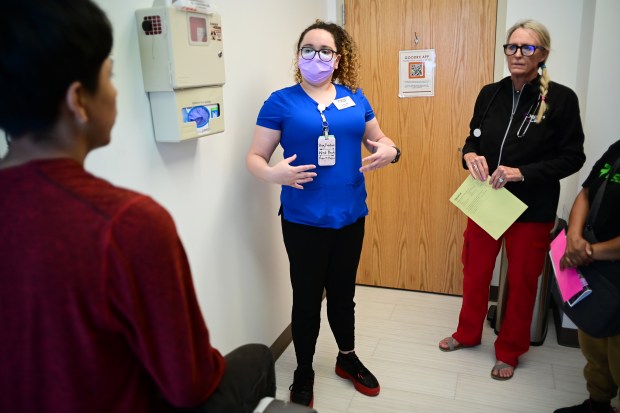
0;1;275;412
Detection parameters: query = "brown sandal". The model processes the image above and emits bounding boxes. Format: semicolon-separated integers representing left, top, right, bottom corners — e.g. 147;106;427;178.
438;336;465;352
490;361;514;381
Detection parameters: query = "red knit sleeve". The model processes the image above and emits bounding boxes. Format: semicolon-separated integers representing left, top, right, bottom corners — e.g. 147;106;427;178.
102;195;226;408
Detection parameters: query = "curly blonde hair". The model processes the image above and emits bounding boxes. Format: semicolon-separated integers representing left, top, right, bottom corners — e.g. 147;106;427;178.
507;19;551;123
294;20;361;92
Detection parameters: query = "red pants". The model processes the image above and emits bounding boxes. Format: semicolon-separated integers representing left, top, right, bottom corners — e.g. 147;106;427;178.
453;218;554;367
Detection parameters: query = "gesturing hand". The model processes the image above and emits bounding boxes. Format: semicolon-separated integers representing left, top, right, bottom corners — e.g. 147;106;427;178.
271;154;317;189
360;140;397;173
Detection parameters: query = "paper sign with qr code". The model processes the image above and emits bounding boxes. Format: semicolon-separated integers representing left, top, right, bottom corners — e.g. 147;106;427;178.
399;49;436;98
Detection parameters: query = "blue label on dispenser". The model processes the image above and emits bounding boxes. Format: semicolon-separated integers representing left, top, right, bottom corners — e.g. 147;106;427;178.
182;104;220;132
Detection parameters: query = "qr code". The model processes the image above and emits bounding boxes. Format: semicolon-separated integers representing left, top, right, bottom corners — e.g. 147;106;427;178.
409;62;424;78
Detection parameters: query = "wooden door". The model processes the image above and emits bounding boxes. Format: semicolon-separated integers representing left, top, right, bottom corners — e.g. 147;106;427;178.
346;0;497;294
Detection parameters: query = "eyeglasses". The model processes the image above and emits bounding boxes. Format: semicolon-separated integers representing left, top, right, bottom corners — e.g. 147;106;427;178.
299;47;337;62
503;44;544;57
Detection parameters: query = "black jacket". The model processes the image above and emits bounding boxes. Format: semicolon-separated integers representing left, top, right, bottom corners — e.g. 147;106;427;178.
462;76;586;222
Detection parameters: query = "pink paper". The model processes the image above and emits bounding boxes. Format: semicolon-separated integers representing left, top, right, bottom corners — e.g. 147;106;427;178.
549;230;585;302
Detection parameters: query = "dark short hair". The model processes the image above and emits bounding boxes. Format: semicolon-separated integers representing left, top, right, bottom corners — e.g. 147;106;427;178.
0;0;113;138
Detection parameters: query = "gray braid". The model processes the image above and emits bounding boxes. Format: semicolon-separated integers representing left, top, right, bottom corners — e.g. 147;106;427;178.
537;63;549;123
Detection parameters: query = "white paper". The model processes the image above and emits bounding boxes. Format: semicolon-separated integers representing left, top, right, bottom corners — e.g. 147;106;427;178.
449;175;527;240
398;49;436;98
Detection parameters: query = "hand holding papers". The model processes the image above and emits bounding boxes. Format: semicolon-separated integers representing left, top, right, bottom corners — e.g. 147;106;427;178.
449;175;527;240
549;230;592;307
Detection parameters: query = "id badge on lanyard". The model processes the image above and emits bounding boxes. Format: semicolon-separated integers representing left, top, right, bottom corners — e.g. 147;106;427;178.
318;133;336;166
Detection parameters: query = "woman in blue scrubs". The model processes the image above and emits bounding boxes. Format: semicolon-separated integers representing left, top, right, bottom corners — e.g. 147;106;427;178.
246;19;400;408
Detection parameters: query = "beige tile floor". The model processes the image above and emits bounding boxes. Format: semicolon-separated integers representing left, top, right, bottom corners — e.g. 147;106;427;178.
275;285;620;413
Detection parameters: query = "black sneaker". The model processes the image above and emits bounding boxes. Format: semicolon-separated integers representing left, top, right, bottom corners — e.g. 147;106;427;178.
554;399;618;413
335;351;380;396
289;367;314;407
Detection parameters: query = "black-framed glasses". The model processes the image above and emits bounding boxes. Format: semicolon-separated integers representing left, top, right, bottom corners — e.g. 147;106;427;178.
503;44;544;57
299;47;337;62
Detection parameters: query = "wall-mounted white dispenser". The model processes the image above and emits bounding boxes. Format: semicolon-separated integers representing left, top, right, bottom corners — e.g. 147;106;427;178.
136;1;225;142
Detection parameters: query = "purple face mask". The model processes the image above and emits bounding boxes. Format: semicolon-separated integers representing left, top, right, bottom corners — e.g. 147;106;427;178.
298;56;335;84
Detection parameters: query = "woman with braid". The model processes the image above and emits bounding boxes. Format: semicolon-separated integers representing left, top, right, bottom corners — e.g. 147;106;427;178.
438;19;585;380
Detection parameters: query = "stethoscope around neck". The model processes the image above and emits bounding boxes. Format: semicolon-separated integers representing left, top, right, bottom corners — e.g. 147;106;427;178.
473;83;542;139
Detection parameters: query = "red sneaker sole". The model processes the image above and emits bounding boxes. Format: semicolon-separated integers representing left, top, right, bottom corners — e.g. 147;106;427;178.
335;365;380;396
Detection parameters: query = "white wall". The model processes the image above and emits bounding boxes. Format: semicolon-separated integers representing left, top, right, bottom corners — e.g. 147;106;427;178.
580;0;620;181
85;0;327;353
2;1;617;351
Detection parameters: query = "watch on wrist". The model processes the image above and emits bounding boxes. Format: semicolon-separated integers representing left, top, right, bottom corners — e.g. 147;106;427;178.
391;146;401;163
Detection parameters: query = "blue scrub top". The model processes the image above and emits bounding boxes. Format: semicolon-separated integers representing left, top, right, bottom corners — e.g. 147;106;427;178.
257;83;375;229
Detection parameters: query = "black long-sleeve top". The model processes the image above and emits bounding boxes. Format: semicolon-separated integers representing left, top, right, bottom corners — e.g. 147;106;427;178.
582;140;620;242
462;75;586;222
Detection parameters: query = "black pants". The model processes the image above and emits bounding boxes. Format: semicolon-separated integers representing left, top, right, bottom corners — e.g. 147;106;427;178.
281;217;365;367
180;343;276;413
